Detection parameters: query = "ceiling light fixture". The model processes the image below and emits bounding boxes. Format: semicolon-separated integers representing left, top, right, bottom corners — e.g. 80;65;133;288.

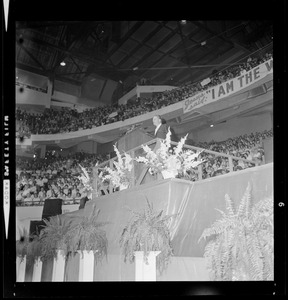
210;124;214;128
180;20;187;25
201;41;206;46
60;61;66;66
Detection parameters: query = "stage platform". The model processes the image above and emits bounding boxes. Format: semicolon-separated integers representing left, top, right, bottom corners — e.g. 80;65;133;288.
28;163;273;281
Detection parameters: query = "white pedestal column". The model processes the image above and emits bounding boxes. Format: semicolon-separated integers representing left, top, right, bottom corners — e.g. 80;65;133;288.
16;256;27;282
78;251;95;281
134;251;160;281
52;250;65;282
32;258;43;282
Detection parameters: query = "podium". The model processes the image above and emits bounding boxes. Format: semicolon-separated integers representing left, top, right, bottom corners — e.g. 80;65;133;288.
42;198;63;221
117;128;154;152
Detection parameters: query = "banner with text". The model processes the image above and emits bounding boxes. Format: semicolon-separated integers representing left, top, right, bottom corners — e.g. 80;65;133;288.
183;59;273;114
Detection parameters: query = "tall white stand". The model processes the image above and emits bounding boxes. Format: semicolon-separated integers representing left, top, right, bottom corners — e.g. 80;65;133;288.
134;251;160;281
16;256;26;282
32;258;43;282
52;250;65;282
78;251;94;281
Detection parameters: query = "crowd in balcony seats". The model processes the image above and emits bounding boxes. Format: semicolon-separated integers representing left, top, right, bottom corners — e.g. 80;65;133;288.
16;118;31;140
16;152;110;206
16;52;272;139
194;128;273;180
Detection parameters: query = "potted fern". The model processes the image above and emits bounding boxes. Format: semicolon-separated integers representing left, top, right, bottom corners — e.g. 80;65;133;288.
16;228;42;281
119;198;175;281
64;205;109;281
65;205;108;260
38;215;73;281
198;182;273;281
39;215;72;262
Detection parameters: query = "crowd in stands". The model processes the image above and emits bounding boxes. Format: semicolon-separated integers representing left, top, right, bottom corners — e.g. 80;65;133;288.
193;128;273;180
16;128;273;205
16;52;272;138
16;152;110;206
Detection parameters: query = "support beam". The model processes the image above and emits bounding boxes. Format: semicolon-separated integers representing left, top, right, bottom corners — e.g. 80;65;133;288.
192;21;251;55
69;55;83;73
177;22;193;76
104;21;145;63
99;80;108;99
116;22;166;67
129;23;203;80
18;44;46;71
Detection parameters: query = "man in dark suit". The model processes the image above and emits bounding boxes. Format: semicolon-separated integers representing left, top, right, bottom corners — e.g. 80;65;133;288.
153;115;169;139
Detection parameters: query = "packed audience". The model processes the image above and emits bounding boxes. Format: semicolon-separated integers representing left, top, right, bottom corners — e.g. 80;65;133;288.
16;128;273;205
16;152;110;206
16;52;272;138
193;128;273;180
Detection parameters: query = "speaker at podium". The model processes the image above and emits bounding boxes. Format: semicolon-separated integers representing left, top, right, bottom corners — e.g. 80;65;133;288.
117;127;154;152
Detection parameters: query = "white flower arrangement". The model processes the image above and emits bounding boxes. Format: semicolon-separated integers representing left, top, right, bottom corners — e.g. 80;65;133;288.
136;128;204;177
77;164;93;195
99;145;134;189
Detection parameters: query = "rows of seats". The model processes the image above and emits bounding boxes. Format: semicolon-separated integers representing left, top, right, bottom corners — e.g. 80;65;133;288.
16;152;109;206
195;128;272;180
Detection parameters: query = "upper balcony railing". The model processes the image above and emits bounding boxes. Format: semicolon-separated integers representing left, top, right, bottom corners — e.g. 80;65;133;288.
16;58;273;144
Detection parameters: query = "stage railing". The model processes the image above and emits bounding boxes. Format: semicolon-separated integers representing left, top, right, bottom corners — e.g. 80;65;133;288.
93;138;258;197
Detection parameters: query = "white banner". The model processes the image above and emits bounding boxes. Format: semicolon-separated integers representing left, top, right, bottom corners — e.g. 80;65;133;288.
183;59;273;114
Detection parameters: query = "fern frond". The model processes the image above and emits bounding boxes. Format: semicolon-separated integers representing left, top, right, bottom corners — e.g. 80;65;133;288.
224;194;235;217
119;199;175;273
200;188;273;281
199;217;234;241
237;182;252;218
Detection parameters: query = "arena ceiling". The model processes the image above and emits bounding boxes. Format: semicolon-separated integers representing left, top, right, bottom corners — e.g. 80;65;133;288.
16;20;273;102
